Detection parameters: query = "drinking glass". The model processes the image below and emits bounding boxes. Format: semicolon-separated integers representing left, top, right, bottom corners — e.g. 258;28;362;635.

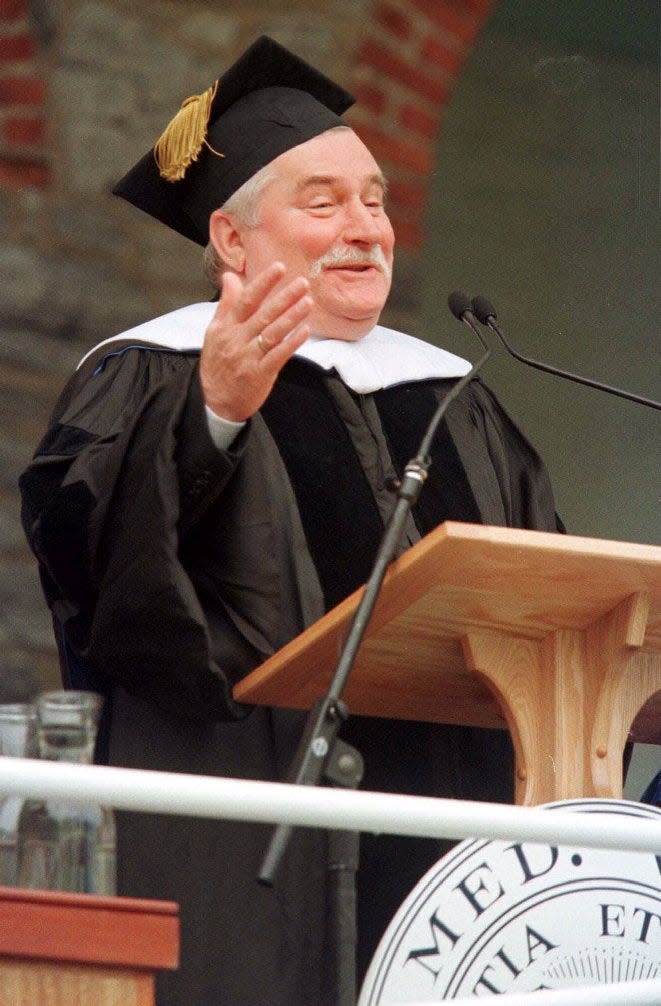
16;691;116;894
0;703;38;885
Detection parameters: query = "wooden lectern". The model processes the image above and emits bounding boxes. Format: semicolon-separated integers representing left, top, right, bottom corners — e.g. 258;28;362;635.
235;523;661;805
0;886;179;1005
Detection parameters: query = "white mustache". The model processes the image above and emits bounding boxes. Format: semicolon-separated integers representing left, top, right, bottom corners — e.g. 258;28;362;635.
309;245;391;278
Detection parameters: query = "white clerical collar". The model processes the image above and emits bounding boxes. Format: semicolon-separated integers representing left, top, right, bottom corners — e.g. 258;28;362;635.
296;326;469;392
78;301;470;391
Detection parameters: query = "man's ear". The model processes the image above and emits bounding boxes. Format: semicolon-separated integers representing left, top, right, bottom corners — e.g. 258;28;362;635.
209;209;246;275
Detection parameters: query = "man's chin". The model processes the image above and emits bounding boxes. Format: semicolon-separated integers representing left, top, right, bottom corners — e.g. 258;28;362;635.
312;284;391;329
310;306;385;341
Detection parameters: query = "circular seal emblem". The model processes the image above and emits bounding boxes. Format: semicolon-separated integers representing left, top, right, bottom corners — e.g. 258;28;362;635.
358;798;661;1003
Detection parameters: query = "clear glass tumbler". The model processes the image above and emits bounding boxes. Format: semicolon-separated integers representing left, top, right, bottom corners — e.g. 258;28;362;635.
0;703;38;885
16;691;116;895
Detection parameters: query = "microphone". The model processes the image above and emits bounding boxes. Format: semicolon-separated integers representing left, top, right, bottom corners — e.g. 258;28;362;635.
447;291;492;394
471;295;660;411
448;290;484;341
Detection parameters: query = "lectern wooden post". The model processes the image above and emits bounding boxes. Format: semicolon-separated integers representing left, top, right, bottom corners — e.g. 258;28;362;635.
234;523;661;805
0;886;179;1005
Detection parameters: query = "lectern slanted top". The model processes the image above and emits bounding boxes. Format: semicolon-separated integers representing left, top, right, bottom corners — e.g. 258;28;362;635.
234;522;661;805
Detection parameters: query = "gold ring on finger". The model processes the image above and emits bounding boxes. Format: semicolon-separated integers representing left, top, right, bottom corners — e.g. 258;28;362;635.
256;333;271;354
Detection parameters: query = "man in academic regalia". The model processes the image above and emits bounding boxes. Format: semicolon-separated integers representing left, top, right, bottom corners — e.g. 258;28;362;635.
20;36;561;1006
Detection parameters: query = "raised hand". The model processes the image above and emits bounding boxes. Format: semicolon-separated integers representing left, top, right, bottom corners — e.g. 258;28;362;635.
200;262;313;421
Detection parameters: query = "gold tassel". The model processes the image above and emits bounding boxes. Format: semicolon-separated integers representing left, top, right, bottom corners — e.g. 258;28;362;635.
154;81;222;183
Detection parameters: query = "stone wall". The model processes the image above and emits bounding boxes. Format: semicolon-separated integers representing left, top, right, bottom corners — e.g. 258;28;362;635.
0;0;494;700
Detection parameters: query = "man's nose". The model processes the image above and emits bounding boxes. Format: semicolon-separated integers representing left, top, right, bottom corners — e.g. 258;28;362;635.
343;200;387;244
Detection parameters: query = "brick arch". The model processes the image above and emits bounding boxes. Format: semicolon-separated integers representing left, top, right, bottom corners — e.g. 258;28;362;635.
0;0;493;207
347;0;496;252
0;0;49;187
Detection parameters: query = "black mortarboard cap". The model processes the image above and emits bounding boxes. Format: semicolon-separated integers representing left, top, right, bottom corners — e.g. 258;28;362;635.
112;36;354;246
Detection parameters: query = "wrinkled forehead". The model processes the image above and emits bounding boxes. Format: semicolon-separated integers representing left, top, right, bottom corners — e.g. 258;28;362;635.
265;127;387;192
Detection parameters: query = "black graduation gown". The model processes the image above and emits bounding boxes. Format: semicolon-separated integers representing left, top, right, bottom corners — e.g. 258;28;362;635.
20;342;560;1005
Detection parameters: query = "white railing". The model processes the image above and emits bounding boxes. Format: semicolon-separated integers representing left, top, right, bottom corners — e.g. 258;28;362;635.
1;756;660;1006
1;757;659;853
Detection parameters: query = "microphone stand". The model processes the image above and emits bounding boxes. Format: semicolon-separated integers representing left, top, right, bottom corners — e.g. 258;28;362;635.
258;316;491;1005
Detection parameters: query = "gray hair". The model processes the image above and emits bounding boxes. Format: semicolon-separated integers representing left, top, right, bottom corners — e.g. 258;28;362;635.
203;164;275;288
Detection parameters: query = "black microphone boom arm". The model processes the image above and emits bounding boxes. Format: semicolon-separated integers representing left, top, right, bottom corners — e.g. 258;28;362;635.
471;294;660;411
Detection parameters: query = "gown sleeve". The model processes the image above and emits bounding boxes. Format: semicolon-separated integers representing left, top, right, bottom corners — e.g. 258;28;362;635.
463;379;564;532
19;346;252;721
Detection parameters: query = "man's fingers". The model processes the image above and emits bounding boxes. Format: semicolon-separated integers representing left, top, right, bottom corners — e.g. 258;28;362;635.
216;270;243;311
252;275;310;328
258;323;311;371
214;263;311;342
254;293;313;352
232;261;287;322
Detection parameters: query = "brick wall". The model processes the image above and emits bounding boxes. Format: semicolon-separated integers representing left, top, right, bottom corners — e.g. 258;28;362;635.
0;0;49;700
352;0;492;252
0;0;48;187
346;0;494;326
0;0;493;204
